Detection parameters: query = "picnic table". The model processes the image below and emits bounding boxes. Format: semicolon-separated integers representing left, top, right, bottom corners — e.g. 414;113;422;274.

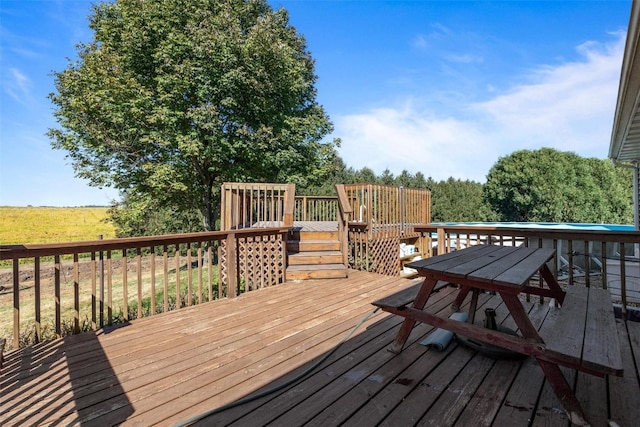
373;244;623;426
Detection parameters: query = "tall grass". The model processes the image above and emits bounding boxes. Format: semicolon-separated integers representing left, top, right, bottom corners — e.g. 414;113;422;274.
0;206;115;245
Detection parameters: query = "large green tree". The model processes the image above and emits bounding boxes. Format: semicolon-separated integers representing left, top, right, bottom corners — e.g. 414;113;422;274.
484;148;633;224
430;178;495;222
48;0;336;231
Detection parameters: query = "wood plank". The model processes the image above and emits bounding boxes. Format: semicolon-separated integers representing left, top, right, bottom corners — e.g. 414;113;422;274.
340;294;498;427
425;245;511;278
265;293;469;426
465;246;538;284
531;366;577;426
302;294;499;427
417;351;496;425
214;288;461;427
454;301;533;426
574;371;608;427
405;244;495;271
210;315;408;426
491;302;551;426
376;345;478;426
492;248;555;286
608;321;640;427
542;286;589;365
582;288;623;375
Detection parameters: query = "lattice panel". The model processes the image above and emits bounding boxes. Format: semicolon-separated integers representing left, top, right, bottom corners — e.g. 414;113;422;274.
238;234;284;291
348;229;400;276
218;234;285;297
218;241;228;297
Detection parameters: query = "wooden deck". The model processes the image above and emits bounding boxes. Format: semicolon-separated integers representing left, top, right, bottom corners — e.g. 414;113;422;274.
2;270;640;426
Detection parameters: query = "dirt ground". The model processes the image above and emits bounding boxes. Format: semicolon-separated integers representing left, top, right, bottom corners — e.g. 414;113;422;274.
0;257;149;294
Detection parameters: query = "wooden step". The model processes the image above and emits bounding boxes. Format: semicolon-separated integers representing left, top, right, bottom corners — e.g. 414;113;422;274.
288;251;343;265
289;230;340;241
286;264;348;280
287;239;341;252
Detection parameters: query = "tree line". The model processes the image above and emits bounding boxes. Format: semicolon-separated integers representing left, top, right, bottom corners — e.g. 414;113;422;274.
299;147;633;226
47;0;634;237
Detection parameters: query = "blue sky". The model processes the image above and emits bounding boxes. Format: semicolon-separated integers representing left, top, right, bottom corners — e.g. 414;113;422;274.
0;0;633;207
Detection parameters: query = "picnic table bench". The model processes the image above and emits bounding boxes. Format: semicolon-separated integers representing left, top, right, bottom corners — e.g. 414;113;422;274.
373;245;623;426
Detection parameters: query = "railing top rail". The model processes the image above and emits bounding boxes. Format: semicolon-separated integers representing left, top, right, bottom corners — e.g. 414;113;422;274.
335;184;353;215
0;227;291;260
343;183;430;193
413;224;640;242
222;182;291;191
294;195;339;200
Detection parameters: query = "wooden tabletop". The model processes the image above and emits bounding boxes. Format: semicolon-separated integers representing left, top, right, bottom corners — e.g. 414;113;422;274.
406;244;556;288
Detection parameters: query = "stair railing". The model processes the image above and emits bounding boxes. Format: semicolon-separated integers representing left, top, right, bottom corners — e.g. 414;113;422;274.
335;184;353;266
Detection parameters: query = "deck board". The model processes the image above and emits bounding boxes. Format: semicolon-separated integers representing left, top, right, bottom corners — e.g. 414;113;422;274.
2;270;640;426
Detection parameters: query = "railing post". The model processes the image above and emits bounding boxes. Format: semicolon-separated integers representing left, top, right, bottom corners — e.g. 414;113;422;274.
13;258;19;350
283;184;295;227
35;257;41;342
227;232;238;298
54;255;61;339
620;242;628;320
335;184;353;268
423;193;430;224
400;186;405;235
437;228;446;255
99;235;104;328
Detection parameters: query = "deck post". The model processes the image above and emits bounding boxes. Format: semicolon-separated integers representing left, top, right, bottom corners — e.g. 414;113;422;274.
437;227;446;255
12;259;19;350
283;184;295;227
336;184;353;268
226;232;238;298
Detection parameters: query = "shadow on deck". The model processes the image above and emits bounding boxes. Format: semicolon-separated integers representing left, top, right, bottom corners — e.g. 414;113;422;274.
2;270;640;426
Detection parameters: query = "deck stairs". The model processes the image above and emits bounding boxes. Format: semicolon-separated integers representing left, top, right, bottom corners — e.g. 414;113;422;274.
286;228;348;280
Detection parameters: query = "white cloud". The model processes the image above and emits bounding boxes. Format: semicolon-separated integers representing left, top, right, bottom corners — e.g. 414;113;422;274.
412;34;428;50
336;106;490;182
445;53;483;64
336;33;625;183
5;67;33;104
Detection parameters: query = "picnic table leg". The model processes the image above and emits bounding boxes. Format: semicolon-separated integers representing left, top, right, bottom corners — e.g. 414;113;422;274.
501;293;589;425
467;288;479;324
500;293;544;342
537;360;590;426
452;286;470;311
389;277;438;354
539;264;566;305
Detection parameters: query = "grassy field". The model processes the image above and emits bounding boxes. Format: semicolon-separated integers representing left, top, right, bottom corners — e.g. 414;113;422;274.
0;206;116;245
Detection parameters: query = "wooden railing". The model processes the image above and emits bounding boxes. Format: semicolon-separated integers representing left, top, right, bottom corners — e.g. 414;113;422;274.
344;184;431;237
335;185;353;266
0;227;289;350
293;195;339;222
413;224;640;318
220;182;295;229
